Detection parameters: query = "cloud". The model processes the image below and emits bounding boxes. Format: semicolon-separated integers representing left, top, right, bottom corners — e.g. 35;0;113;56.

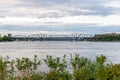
102;0;120;15
104;1;120;8
0;15;120;26
0;0;109;18
0;0;120;33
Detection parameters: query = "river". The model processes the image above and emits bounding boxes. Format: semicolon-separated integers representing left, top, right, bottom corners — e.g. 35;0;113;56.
0;41;120;64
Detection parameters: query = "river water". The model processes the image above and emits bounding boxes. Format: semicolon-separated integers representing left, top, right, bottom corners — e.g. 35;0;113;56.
0;41;120;64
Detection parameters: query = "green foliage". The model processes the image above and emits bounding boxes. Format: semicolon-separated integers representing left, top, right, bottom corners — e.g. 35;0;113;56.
15;55;41;79
0;36;13;42
94;55;109;80
93;33;120;41
28;72;46;80
71;54;90;70
108;64;120;80
44;55;67;71
0;55;41;80
71;54;95;80
44;55;72;80
0;54;120;80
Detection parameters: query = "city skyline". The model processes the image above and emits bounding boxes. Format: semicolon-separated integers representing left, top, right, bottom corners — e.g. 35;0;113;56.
0;0;120;34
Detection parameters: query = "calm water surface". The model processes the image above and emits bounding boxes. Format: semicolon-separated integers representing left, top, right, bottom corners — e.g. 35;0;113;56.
0;41;120;64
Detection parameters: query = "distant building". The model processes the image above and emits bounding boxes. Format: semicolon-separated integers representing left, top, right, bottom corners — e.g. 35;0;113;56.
8;34;12;37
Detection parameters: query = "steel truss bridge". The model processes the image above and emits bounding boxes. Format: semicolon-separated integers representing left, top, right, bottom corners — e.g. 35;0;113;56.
12;33;93;41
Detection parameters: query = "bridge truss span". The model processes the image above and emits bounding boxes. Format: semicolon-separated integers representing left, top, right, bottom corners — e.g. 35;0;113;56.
12;33;93;41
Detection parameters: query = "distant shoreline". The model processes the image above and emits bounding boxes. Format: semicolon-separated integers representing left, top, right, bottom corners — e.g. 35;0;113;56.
1;33;120;42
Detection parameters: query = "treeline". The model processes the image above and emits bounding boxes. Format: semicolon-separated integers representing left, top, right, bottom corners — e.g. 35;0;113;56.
0;36;13;42
0;54;120;80
91;33;120;41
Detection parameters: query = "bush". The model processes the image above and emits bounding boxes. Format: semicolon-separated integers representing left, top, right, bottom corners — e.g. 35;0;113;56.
44;55;72;80
108;64;120;80
0;54;120;80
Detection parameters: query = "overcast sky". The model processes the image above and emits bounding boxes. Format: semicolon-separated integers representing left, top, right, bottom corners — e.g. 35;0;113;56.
0;0;120;34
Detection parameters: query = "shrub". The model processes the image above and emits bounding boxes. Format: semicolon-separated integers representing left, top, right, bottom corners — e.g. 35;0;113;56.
94;55;109;80
0;54;120;80
71;54;95;80
108;64;120;80
44;55;72;80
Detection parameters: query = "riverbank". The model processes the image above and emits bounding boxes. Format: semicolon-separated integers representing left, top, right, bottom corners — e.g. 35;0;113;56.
0;54;120;80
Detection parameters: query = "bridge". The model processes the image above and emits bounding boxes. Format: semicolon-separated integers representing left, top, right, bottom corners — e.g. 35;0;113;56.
11;33;93;42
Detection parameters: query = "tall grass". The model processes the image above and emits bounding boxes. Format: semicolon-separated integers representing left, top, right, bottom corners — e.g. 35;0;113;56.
0;54;120;80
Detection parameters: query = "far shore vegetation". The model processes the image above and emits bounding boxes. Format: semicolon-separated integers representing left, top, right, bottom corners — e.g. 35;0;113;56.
0;35;13;42
0;54;120;80
92;33;120;41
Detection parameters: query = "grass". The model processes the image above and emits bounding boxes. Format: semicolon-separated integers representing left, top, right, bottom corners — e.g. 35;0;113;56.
0;54;120;80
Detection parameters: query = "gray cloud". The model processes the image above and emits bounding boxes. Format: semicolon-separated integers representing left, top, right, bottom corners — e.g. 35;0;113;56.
0;0;120;33
0;24;120;34
19;0;120;16
1;0;119;17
